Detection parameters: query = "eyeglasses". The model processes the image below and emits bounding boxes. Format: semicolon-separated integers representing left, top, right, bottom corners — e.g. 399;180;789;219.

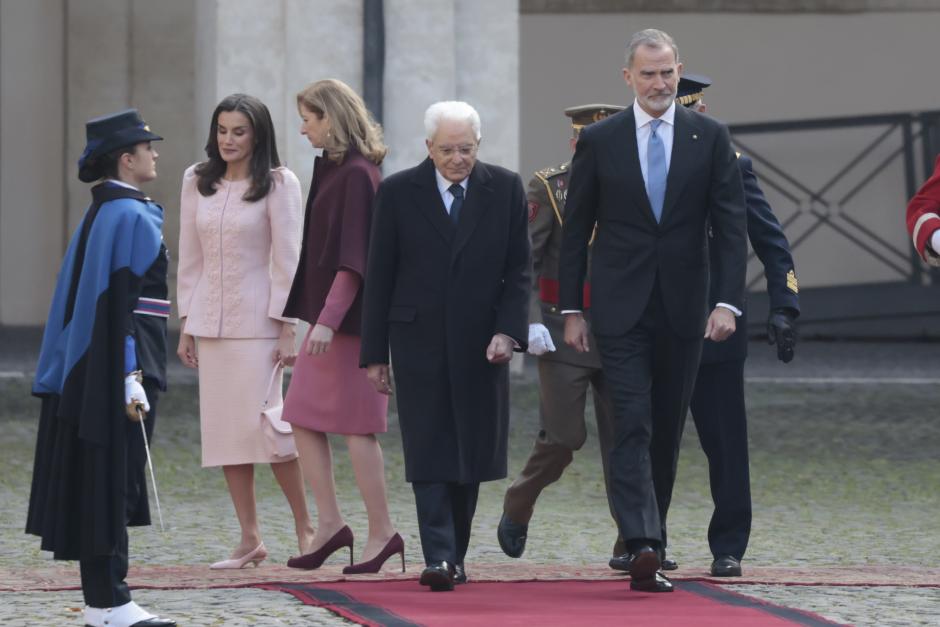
433;144;478;158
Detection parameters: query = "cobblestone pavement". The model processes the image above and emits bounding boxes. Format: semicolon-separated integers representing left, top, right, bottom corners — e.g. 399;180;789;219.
1;341;938;625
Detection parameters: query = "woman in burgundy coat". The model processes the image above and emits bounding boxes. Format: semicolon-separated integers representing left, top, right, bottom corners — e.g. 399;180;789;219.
281;79;402;574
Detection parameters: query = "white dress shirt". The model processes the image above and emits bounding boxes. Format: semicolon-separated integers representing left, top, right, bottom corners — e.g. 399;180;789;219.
435;169;469;214
563;99;741;318
105;178;140;192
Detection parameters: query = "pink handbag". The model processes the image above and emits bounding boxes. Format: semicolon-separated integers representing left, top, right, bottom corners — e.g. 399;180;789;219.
261;363;296;459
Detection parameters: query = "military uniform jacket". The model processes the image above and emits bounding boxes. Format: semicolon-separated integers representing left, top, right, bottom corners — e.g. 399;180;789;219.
528;163;601;369
28;184;167;560
701;154;799;365
906;154;940;267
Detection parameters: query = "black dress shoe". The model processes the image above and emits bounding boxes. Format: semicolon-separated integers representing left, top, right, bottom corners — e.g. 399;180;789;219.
628;546;661;583
662;556;678;571
419;561;455;591
497;512;528;558
608;552;630;572
710;555;742;577
630;571;674;593
454;562;467;584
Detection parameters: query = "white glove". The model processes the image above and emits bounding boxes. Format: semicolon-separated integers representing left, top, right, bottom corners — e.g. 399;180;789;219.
124;374;150;414
527;323;557;356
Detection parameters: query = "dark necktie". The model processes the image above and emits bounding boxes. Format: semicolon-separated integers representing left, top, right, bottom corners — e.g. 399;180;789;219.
448;183;464;225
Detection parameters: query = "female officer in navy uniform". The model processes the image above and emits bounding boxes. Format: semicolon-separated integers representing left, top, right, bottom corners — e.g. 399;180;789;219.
27;109;176;627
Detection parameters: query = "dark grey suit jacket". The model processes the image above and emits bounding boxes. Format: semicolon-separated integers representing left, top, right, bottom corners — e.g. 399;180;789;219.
559;105;748;339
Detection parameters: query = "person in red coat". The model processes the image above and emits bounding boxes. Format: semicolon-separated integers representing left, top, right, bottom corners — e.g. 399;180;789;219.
907;156;940;266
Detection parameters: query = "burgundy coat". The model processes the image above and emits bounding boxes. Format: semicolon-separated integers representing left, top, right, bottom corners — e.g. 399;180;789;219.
283;150;381;334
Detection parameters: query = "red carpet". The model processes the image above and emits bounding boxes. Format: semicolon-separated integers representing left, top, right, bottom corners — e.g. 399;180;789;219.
261;579;846;627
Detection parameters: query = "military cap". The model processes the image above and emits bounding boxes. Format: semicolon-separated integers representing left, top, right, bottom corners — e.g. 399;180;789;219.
564;104;626;131
676;73;712;108
78;109;163;182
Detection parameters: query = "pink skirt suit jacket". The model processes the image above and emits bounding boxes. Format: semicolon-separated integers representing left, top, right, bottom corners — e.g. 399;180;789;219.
177;164;303;466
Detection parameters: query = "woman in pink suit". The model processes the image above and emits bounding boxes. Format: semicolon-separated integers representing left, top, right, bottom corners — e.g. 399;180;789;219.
282;79;402;573
177;93;315;568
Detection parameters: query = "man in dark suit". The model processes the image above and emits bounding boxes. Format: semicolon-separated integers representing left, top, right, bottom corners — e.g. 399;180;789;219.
361;101;530;592
611;74;801;578
559;29;748;593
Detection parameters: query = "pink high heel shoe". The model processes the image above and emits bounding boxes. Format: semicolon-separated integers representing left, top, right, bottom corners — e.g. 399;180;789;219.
210;542;267;569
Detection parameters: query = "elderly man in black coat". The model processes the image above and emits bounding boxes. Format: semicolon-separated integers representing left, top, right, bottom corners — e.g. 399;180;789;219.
361;100;530;591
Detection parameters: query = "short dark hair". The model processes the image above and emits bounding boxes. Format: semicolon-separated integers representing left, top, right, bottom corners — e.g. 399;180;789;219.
98;143;141;181
195;93;281;202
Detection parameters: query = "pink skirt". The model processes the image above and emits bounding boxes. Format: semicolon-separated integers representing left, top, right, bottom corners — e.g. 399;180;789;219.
283;329;388;434
196;337;298;467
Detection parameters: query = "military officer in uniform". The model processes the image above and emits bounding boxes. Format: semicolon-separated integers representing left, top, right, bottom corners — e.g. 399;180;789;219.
611;74;800;578
498;104;647;563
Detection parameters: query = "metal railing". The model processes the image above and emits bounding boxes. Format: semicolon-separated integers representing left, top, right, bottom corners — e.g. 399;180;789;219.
730;110;940;289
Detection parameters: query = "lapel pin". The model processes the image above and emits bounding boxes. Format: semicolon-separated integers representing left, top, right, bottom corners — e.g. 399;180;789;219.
692;134;698;140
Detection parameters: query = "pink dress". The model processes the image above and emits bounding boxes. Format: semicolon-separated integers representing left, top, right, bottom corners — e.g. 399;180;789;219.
283;271;388;434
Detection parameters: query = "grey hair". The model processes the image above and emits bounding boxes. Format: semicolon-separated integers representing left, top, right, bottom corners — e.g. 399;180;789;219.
424;101;482;142
625;28;679;68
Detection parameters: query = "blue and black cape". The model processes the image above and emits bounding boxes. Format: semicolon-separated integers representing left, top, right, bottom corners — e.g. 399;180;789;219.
26;183;166;560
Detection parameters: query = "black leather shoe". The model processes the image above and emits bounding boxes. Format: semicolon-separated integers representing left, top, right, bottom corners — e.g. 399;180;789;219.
454;562;467;584
630;571;674;592
496;512;528;558
419;561;455;591
608;552;630;572
611;548;675;573
628;545;661;583
710;555;742;577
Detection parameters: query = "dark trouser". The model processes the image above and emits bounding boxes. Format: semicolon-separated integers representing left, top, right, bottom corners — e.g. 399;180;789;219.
596;286;702;553
80;380;159;608
412;481;480;566
503;359;617;536
689;359;751;560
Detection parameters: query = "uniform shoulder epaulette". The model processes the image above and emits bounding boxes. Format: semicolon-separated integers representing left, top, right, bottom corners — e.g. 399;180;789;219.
534;162;569;181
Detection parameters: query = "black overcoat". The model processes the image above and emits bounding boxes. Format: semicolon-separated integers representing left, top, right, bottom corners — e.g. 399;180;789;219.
360;158;530;483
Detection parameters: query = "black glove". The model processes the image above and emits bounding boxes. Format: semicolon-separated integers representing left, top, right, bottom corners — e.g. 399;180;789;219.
767;308;797;363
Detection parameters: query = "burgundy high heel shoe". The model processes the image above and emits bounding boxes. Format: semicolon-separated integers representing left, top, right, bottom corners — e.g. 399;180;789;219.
287;525;354;570
343;533;405;574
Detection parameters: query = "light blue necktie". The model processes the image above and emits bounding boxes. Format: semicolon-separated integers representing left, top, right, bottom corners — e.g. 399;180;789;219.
647;119;667;223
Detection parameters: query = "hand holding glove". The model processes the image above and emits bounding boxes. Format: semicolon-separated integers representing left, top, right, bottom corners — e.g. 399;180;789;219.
124;371;150;421
767;308;798;363
527;323;557;356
